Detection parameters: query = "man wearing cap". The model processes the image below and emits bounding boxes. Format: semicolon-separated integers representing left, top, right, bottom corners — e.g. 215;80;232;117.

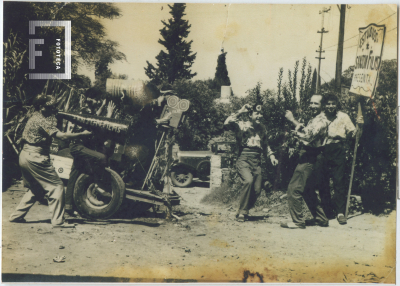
281;94;330;229
224;104;278;222
9;94;91;228
122;92;172;188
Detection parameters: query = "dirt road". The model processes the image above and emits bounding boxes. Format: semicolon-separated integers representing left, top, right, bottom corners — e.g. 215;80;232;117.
2;180;396;283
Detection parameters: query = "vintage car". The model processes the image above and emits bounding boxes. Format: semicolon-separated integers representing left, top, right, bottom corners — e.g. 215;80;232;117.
170;141;236;187
170;150;213;187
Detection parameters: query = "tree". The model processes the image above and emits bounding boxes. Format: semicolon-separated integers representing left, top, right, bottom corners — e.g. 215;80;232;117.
145;4;197;85
3;32;28;105
94;40;126;89
171;79;225;151
213;50;231;89
299;58;313;113
277;68;284;99
311;68;317;95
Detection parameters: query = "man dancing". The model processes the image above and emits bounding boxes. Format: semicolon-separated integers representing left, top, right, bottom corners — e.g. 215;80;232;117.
319;92;360;225
281;94;330;229
224;104;278;222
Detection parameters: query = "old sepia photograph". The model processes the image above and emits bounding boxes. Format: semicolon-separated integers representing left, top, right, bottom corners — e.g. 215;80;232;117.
2;1;398;283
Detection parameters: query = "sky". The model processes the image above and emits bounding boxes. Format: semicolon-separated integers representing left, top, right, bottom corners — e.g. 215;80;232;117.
79;3;397;96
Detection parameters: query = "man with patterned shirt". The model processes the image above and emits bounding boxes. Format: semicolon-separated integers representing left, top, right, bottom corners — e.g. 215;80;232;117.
224;104;278;222
319;92;361;225
9;94;91;228
281;94;330;229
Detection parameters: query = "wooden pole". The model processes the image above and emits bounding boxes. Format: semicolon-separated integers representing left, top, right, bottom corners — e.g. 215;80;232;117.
165;131;174;195
43;79;49;95
142;131;166;190
64;88;74;112
345;102;364;218
316;6;330;93
6;135;19;155
335;4;346;92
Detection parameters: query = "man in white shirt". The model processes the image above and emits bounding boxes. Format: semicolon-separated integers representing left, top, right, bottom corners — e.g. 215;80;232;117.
319;92;361;225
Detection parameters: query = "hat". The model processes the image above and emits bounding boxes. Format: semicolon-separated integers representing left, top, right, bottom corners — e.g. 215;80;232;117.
254;104;262;112
247;103;263;112
33;94;57;109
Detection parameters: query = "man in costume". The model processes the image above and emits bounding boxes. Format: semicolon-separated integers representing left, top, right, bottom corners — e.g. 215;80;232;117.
224;103;278;222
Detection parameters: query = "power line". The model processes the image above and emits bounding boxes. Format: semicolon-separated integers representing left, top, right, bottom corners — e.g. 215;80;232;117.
324;34;358;50
322;69;333;80
326;44;358;51
343;44;358;49
325;27;397;51
323;11;397;50
377;12;397;24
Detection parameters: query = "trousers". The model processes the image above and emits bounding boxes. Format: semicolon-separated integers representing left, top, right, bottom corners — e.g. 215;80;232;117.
65;143;106;210
236;152;262;215
318;143;347;215
287;148;328;226
9;144;65;225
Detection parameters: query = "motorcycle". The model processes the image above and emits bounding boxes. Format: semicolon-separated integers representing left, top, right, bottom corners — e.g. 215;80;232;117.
53;95;189;219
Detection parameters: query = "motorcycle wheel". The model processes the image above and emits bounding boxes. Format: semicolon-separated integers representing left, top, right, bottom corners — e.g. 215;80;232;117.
73;168;125;219
171;169;194;187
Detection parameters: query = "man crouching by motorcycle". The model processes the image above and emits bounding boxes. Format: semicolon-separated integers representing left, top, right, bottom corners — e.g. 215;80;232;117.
121;90;172;189
65;88;116;216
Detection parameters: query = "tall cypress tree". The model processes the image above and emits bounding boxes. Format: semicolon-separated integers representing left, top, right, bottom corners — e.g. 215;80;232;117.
145;4;197;85
214;50;231;88
311;68;317;95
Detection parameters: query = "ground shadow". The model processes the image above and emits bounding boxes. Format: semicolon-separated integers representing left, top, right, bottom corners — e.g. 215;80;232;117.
171;210;194;217
347;212;364;220
192;181;210;188
15;219;51;224
66;218;161;227
247;215;267;221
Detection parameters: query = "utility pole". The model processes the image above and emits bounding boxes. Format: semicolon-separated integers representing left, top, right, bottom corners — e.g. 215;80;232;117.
335;4;348;93
316;6;330;93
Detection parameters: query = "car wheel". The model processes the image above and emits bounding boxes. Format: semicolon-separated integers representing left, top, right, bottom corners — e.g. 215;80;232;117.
171;169;194;187
197;161;211;181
